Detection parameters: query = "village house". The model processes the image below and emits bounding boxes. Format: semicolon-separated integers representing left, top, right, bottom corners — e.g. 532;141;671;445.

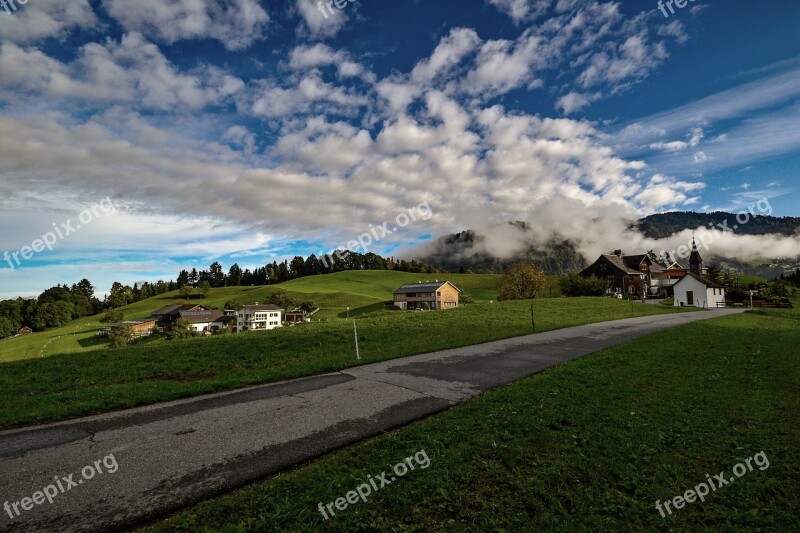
393;281;460;310
236;304;284;332
179;310;228;334
150;304;210;328
673;239;726;308
580;250;689;298
579;251;653;298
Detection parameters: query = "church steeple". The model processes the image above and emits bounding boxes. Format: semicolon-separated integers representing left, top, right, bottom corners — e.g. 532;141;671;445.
689;235;703;275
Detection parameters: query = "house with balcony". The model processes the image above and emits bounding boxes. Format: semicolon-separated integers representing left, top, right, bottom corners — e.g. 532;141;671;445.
393;281;460;310
236;304;284;332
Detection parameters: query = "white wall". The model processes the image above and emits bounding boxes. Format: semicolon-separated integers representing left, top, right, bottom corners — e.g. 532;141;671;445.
674;277;726;308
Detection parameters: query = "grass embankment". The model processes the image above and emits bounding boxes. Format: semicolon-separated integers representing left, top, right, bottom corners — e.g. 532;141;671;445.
143;309;799;532
0;272;504;362
0;297;687;430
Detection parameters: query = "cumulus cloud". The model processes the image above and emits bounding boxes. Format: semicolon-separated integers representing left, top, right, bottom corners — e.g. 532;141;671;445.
103;0;269;51
0;0;97;43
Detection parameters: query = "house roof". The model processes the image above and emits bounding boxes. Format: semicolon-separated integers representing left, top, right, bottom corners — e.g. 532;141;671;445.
178;309;225;324
241;304;284;312
621;254;652;270
601;255;643;275
676;272;726;289
393;281;461;294
151;303;208;317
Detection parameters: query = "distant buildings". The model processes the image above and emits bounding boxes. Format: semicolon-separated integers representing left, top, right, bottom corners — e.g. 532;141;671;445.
580;250;688;298
393;281;460;310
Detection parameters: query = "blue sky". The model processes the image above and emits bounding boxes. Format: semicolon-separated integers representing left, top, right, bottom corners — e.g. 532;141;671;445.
1;0;799;297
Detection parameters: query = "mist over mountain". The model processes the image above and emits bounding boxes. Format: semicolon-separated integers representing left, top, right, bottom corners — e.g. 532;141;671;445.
637;212;800;239
415;212;800;276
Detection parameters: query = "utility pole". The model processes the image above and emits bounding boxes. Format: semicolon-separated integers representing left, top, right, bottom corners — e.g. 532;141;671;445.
353;320;360;360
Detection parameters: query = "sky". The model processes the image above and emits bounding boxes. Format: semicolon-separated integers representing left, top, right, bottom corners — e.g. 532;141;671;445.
1;0;799;297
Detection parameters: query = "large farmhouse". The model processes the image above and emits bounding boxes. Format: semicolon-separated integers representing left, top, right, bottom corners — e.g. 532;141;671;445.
580;251;688;298
393;281;460;310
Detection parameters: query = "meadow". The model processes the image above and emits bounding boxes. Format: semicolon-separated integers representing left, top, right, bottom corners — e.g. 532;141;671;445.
0;295;689;430
142;308;799;532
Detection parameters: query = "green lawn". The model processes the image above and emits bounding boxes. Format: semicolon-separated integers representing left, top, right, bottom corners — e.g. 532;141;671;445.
0;272;505;362
0;297;690;430
142;309;799;532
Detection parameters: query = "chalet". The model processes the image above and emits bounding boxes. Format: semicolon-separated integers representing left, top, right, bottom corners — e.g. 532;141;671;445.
393;281;460;310
673;239;726;308
579;251;653;298
236;304;284;332
150;304;210;328
179;310;227;333
17;326;33;335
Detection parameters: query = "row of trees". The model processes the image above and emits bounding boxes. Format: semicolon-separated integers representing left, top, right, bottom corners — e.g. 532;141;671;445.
174;252;440;290
0;280;104;335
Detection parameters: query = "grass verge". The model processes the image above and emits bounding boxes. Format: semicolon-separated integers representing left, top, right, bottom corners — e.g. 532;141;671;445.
142;310;799;532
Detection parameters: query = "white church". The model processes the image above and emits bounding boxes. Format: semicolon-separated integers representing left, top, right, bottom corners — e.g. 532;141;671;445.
673;238;727;308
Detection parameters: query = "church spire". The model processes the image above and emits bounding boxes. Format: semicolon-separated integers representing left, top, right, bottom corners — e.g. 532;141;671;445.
689;234;703;275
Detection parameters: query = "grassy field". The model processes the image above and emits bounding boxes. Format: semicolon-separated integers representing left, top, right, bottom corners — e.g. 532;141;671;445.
142;308;800;532
0;271;504;362
0;297;691;430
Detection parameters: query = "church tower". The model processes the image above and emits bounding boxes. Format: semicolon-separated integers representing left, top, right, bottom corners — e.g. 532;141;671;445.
689;236;703;275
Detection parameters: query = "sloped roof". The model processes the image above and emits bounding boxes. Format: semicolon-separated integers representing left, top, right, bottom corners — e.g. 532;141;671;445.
393;281;461;294
622;254;652;270
151;303;208;316
600;255;643;275
676;272;726;289
241;304;284;312
178;309;225;324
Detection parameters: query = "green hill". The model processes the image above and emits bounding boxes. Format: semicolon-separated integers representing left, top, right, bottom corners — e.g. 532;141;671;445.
0;271;503;363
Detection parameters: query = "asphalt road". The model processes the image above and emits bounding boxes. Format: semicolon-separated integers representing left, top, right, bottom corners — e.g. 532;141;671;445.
0;309;744;532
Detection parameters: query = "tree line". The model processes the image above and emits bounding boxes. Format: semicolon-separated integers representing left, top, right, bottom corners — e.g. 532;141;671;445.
0;250;441;337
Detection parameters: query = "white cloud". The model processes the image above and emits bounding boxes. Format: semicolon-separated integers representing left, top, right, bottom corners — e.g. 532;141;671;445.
556;91;600;114
486;0;551;24
103;0;269;51
295;0;348;38
0;0;97;43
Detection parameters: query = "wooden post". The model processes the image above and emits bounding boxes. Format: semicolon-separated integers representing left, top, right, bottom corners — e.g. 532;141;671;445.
530;303;535;332
353;320;360;360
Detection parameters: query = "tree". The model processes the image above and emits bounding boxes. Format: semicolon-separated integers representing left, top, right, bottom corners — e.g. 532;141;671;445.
108;324;134;348
188;268;199;287
0;317;15;338
180;284;193;299
176;270;190;287
197;280;212;297
166;318;193;340
224;299;243;311
268;289;295;309
227;264;243;287
101;309;124;323
107;282;131;308
32;301;74;330
209;261;225;287
498;262;548;301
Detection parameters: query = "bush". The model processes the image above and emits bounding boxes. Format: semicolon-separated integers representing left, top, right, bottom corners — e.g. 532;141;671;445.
559;274;611;297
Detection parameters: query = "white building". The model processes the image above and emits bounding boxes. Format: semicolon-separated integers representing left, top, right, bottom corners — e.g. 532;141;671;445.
237;304;284;332
673;272;726;308
179;310;226;334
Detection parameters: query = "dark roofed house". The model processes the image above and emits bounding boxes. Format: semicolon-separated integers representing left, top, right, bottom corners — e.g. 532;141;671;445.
178;309;226;334
151;304;210;328
393;281;460;310
579;251;652;298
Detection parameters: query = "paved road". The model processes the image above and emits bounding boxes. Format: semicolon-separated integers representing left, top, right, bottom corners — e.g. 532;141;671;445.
0;309;744;532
